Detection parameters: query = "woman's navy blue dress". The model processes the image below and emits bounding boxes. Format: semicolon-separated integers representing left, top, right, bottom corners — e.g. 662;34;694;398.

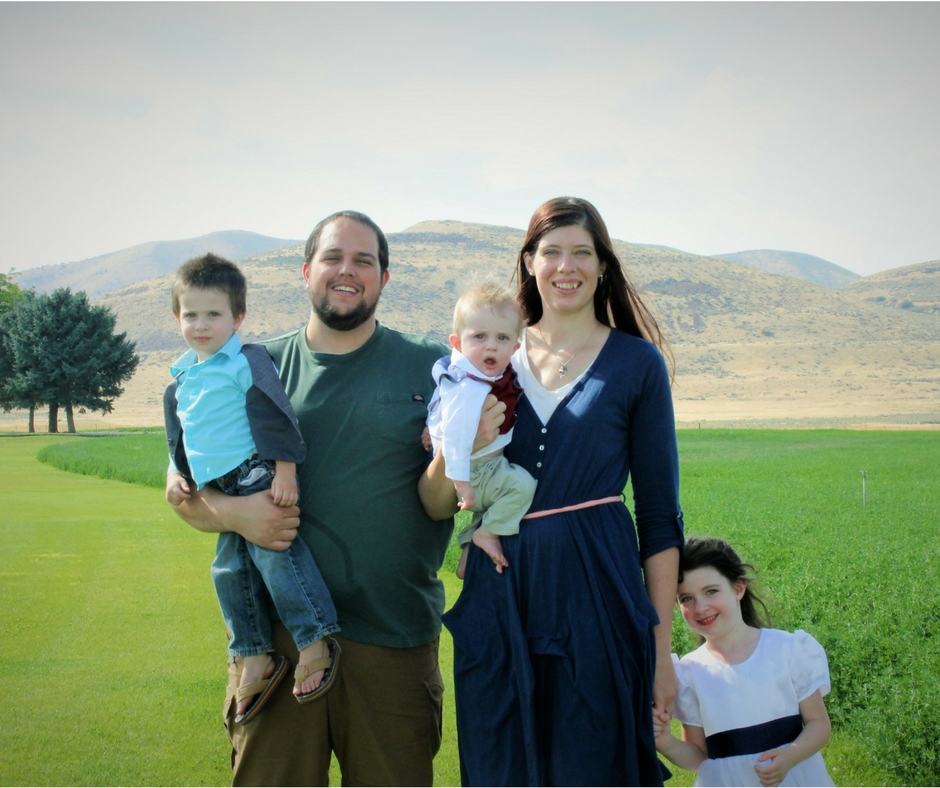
442;331;684;786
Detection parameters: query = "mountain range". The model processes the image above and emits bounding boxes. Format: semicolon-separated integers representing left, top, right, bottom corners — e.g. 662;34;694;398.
12;230;298;298
713;250;859;289
5;223;939;428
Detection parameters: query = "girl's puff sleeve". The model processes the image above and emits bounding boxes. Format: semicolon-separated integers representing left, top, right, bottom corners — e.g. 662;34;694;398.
789;629;831;702
671;654;703;727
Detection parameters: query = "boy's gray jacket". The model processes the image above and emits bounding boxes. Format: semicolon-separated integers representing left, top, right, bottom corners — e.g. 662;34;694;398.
163;343;306;480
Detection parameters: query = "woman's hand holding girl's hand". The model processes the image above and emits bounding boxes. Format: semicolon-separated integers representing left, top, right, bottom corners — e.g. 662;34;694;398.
754;745;795;787
652;647;678;719
651;707;673;748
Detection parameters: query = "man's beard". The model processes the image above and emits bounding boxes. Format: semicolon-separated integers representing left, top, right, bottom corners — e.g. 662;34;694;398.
313;294;379;331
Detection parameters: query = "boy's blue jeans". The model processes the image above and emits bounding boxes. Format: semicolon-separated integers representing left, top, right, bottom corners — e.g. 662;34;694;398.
209;456;339;657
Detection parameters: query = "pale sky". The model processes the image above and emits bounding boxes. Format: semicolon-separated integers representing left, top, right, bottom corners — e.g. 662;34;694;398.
1;2;938;276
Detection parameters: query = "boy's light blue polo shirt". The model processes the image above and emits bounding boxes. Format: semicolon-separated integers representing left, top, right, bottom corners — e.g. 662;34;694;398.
170;333;256;488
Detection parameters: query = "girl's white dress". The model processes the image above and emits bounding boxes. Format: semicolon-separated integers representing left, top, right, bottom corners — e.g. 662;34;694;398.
673;628;835;787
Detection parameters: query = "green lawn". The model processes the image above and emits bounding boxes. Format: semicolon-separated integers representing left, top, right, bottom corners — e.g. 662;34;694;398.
0;435;229;785
3;429;938;785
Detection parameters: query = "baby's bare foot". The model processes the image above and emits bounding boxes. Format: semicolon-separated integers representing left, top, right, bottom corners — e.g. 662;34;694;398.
472;528;508;573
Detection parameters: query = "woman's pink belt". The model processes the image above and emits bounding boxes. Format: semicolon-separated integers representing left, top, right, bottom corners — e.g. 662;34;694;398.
522;495;623;521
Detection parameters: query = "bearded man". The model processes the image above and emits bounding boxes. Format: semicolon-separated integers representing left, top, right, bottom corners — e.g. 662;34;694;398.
169;210;501;786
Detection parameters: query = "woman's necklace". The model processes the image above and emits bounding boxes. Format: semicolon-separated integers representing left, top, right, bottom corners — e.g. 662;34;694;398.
535;324;591;378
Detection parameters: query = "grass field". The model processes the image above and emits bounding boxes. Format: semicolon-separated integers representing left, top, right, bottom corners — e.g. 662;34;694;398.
2;429;938;785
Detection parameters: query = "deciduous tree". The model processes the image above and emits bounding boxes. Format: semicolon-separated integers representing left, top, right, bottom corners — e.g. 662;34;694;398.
0;272;27;315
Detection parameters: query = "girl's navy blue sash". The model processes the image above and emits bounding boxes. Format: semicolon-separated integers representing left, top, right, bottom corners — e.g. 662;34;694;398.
706;714;802;758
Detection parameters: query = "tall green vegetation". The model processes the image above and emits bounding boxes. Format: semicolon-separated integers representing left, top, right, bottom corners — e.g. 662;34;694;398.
0;287;139;432
663;429;939;785
23;429;940;785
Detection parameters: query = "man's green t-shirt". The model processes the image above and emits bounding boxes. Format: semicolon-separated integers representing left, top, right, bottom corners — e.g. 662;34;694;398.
265;323;452;648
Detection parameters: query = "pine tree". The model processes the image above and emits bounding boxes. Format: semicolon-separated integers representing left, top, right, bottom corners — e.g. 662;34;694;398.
0;290;44;430
3;288;139;432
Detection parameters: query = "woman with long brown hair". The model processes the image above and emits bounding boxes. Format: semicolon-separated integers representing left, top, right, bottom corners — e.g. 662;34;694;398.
443;197;684;785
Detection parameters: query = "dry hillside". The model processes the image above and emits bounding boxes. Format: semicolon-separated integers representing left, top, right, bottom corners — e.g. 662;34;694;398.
713;249;859;289
842;260;940;315
3;222;938;430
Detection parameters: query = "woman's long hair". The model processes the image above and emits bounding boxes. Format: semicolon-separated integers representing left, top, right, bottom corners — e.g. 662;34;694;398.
680;536;770;628
515;196;670;365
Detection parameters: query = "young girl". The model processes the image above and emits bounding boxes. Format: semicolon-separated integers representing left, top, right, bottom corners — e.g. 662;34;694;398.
654;537;834;787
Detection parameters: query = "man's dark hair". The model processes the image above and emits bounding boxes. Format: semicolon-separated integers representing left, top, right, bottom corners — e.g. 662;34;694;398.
304;210;389;272
171;253;247;316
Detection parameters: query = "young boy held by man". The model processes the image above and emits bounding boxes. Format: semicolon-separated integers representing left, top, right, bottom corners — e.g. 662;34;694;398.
164;253;339;724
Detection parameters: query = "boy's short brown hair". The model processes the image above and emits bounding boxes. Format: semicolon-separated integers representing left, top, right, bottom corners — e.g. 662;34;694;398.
171;253;247;317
